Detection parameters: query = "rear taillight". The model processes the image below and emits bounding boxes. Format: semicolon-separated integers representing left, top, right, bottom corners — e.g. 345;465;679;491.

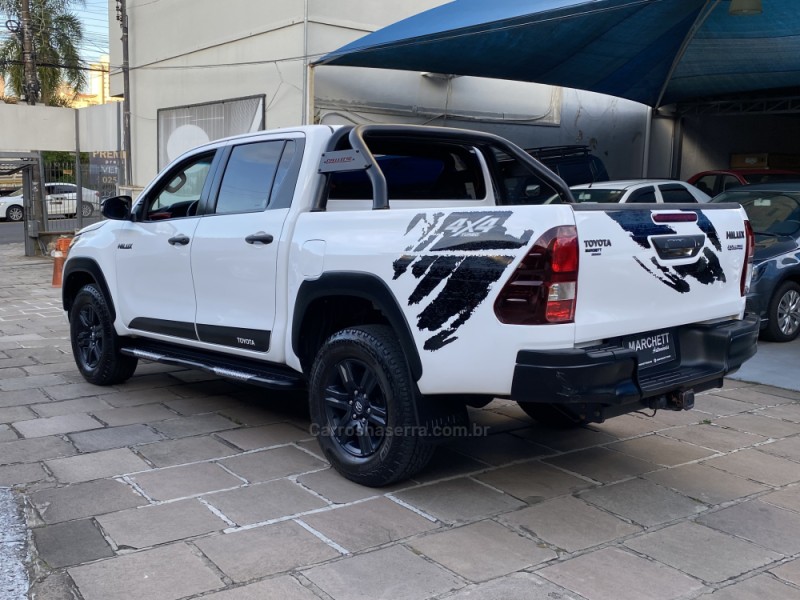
494;225;578;325
741;219;755;297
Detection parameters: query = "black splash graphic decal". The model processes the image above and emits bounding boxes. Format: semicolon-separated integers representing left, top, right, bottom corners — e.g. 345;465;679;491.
395;211;532;351
609;210;726;293
407;210;533;252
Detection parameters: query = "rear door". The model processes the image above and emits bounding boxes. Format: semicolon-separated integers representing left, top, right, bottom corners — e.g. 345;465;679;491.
572;204;748;343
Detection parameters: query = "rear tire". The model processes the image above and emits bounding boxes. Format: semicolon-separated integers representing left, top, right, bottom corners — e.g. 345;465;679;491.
309;325;434;486
69;284;138;385
762;281;800;342
517;402;585;428
81;201;94;218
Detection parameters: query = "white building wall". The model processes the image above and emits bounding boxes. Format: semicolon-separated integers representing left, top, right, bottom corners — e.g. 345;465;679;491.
0;104;75;152
110;0;654;187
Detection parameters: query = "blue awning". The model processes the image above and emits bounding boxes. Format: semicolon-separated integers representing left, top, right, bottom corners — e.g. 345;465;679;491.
316;0;800;107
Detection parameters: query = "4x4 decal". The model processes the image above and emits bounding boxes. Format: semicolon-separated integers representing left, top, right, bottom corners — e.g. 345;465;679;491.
394;211;530;350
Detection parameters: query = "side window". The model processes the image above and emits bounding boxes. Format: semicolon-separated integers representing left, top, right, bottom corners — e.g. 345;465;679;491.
659;184;697;203
722;175;742;192
694;176;715;196
627;187;656;203
214;141;284;214
146;153;214;220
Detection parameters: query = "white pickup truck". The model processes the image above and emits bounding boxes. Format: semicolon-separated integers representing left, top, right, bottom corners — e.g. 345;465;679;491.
63;124;759;485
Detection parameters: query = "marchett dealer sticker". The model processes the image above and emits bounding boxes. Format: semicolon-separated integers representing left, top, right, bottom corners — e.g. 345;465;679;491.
393;211;531;351
624;330;676;369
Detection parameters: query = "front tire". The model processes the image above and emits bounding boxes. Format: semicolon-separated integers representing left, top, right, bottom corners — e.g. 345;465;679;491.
309;325;434;486
763;281;800;342
6;205;23;222
69;284;138;385
81;201;94;218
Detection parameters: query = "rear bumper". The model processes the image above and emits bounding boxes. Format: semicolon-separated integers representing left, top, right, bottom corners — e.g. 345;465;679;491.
511;314;759;421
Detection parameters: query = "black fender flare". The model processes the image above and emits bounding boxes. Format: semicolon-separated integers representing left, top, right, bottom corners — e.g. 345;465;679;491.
62;257;116;321
292;272;423;381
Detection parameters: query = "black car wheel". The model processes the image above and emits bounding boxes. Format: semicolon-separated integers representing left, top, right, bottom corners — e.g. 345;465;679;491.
6;205;23;222
70;284;138;385
309;325;434;486
763;281;800;342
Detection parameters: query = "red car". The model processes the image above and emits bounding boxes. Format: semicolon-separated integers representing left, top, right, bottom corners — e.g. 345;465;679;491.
688;169;800;197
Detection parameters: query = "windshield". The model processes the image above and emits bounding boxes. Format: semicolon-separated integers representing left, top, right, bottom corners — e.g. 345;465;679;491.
714;190;800;237
570;188;625;203
7;188;23;197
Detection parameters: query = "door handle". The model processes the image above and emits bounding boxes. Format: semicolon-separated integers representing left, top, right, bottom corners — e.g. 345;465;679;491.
245;232;274;245
168;234;190;246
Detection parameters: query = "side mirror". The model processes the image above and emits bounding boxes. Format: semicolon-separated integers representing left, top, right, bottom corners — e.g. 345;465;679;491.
101;195;132;220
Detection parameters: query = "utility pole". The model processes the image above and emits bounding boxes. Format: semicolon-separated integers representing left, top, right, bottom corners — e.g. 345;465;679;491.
117;0;133;186
20;0;38;105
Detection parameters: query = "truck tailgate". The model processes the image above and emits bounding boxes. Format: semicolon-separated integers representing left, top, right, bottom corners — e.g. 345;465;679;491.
572;203;749;344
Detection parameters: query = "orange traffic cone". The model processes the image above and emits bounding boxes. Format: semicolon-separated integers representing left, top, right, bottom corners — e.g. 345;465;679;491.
51;237;72;288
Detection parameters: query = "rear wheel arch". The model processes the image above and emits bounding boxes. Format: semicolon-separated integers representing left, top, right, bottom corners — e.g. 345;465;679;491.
292;273;422;380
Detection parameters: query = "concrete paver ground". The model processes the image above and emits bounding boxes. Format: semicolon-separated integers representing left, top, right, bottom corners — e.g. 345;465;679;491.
1;242;800;600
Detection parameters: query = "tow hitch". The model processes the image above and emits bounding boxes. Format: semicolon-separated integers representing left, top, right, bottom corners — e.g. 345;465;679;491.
668;389;695;411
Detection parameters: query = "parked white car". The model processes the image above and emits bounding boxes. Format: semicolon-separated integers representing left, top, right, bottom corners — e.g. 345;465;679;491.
570;179;711;204
0;183;100;221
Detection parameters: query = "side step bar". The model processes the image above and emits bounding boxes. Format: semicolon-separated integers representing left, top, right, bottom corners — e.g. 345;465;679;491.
120;340;305;390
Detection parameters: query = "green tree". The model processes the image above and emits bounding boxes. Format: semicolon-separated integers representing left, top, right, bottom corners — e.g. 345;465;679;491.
0;0;85;105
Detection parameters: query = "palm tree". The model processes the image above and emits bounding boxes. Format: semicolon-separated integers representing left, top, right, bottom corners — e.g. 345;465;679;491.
0;0;85;105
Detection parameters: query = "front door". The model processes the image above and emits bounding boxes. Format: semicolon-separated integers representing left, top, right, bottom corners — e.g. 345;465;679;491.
115;151;217;341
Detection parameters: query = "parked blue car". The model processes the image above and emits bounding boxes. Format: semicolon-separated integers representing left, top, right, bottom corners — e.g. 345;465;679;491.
712;183;800;342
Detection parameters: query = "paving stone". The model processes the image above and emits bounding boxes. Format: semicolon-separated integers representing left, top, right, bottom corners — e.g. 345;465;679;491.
215;422;312;450
220;446;326;482
69;543;225;600
755;404;800;423
97;388;185;408
91;404;177;427
757;436;800;461
161;394;241;415
447;572;577;600
0;374;67;391
30;478;147;524
0;423;18;441
468;407;531;434
410;446;486;483
297;467;391;504
136;435;238;468
216;403;289;426
587;414;662;438
474;460;592;503
608;433;717;466
580;478;706;526
760;487;800;513
0;462;49;486
30;397;112;418
151;413;239;439
13;413;103;438
644;407;706;427
394;477;524;523
771;558;800;587
42;382;110;401
302;497;437;552
659;423;766;452
33;519;114;568
702;448;800;486
26;571;79;600
97;499;228;549
0;405;36;423
538;547;705;600
717;414;800;439
445;432;551;466
513;425;617;452
69;424;165;452
501;495;640;552
750;385;800;401
702;573;799;599
304;545;463;600
46;448;151;483
22;362;77;376
130;462;244;501
166;379;244;399
0;435;76;465
694;394;758;416
625;521;781;583
543;447;658;483
644;463;767;505
206;479;328;526
0;367;26;379
410;519;555;582
720;387;797;405
196;520;340;582
698;500;800;554
201;576;319;600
